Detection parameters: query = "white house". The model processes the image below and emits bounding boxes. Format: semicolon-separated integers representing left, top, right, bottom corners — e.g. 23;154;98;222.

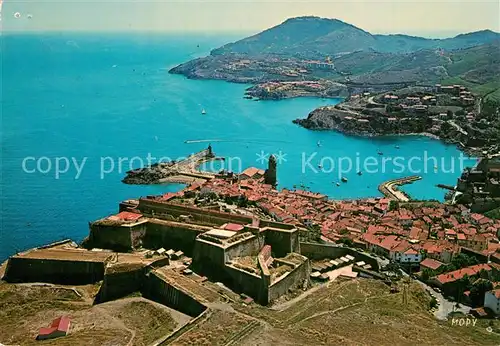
399;248;422;264
484;289;500;315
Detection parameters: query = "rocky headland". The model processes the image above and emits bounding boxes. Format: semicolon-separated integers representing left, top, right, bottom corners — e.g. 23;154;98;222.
293;86;500;156
170;16;500;153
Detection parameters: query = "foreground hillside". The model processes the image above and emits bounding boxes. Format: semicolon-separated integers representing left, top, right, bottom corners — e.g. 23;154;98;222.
3;279;498;345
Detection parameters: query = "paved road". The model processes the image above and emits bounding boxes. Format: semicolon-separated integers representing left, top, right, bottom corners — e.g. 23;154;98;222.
448;120;468;136
400;270;470;320
417;279;470;320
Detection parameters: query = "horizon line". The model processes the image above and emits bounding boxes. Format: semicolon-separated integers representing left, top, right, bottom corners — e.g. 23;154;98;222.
2;27;498;40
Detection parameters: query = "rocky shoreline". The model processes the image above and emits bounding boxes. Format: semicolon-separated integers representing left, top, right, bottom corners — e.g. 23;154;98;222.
244;81;349;100
292;105;493;156
122;147;222;185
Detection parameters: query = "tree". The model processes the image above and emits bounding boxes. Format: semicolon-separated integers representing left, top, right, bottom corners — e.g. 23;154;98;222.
430;296;438;309
469;279;493;306
478;269;490;280
421;268;435;282
385;262;400;273
455;274;471;302
450;253;479;271
339;237;354;247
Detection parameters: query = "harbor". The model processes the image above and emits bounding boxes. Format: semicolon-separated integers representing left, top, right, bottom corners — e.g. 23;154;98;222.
378;176;422;202
122;145;224;185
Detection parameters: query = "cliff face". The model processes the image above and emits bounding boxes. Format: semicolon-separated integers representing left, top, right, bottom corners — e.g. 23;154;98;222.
293;107;344;130
293;106;432;136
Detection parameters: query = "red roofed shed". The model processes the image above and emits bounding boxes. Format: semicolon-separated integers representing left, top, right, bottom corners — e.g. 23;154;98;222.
37;316;70;340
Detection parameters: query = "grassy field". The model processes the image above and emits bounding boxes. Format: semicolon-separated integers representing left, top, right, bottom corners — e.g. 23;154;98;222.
484;88;500;104
485;207;500;220
0;282;181;346
2;277;499;345
172;309;255;346
228;278;500;346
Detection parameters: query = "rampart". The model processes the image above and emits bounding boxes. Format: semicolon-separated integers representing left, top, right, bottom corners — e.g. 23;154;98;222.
300;242;379;271
268;256;310;303
225;264;269;304
263;227;300;257
97;264;146;302
138;200;253;226
143;271;207;318
225;234;265;262
88;220;148;251
144;219;209;256
4;256;107;284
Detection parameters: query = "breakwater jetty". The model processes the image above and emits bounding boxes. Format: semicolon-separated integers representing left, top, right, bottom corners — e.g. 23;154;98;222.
122;145;224;185
378;176;422;202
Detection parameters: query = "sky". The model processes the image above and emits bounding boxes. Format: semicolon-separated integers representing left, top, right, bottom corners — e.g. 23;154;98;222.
1;0;499;37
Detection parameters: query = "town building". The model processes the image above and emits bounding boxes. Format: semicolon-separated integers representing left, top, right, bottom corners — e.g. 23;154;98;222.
484;289;500;315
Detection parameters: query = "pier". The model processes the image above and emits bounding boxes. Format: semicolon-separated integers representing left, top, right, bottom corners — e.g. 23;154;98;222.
122;145;224;185
378;176;422;202
436;184;456;191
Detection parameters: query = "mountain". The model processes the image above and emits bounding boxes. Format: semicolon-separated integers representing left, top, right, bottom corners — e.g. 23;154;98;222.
211;17;377;57
169;16;499;100
210;16;500;58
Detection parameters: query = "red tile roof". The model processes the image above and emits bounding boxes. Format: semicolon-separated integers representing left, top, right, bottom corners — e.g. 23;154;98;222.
111;211;142;222
420;258;444;270
435;264;492;285
223;223;244;232
241;167;265;178
38;316;70;337
404;248;418;255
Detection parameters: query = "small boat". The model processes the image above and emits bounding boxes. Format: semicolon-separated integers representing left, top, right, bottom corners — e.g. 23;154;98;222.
336;182;341;186
377;151;384;155
318;164;323;169
341;177;348;183
357;171;363;176
395;145;400;149
317;141;322;147
201;109;206;115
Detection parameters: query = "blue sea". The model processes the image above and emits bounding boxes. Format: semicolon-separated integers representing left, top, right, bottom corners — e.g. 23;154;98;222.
0;33;476;261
